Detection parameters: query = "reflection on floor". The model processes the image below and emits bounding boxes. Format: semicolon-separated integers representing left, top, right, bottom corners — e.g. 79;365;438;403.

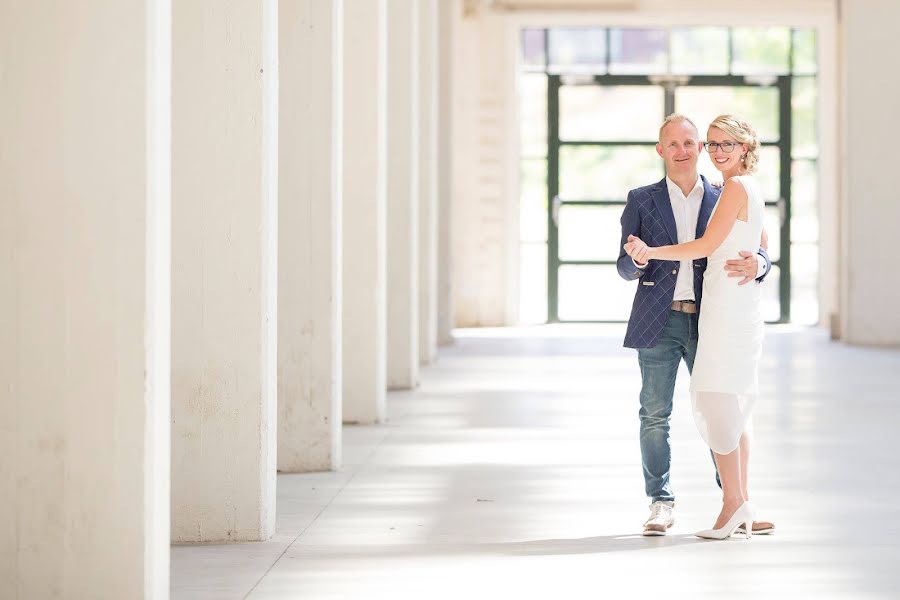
171;324;900;599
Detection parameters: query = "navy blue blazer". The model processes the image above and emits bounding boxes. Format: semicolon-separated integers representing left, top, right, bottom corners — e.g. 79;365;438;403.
617;176;771;349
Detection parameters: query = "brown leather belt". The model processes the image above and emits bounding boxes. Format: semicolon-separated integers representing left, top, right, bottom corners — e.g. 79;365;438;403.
671;300;698;314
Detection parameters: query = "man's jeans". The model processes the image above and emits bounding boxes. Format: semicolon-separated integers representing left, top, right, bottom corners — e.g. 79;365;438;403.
636;309;716;503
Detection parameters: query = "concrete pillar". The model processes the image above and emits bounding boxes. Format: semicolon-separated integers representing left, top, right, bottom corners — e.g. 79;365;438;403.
342;0;387;424
387;0;421;389
171;0;279;541
278;0;343;470
418;0;440;365
0;1;170;597
839;0;900;345
450;7;518;327
437;0;456;345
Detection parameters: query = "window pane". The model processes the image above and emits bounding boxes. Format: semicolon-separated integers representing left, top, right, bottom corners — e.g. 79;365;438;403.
671;27;729;74
522;28;546;69
559;145;662;200
675;86;779;142
731;27;791;75
548;28;606;73
520;159;548;243
757;146;781;200
519;242;547;324
558;205;623;261
791;159;817;243
764;205;782;262
559;85;664;142
792;29;817;75
558;265;635;320
791;243;819;325
792;76;818;158
520;73;547;157
609;28;667;74
762;265;781;322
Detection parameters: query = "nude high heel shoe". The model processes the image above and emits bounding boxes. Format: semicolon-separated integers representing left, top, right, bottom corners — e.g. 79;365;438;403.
695;502;755;540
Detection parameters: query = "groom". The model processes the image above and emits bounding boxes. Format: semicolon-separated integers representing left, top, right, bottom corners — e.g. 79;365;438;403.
618;114;774;536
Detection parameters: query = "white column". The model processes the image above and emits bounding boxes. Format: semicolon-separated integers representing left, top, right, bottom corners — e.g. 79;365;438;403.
418;0;440;365
839;0;900;345
387;0;421;389
342;0;387;424
0;1;170;597
278;0;343;470
449;8;517;327
171;0;278;541
437;0;456;345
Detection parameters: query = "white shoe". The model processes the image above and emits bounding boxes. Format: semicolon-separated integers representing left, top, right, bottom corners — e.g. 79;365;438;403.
643;501;675;536
735;520;775;536
695;502;755;540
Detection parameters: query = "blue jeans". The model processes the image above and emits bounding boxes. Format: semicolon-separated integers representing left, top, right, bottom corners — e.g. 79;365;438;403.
637;310;717;503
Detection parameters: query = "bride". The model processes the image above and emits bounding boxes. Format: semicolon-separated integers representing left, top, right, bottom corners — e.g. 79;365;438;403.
624;115;768;540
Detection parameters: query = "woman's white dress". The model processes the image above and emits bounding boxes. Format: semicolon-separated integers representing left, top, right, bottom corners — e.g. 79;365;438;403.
690;175;765;454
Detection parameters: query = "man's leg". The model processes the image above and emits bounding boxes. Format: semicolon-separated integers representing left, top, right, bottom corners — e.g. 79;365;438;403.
682;312;722;489
637;312;685;503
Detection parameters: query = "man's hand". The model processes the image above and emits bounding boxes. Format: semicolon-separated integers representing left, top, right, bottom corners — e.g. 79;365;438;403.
624;234;651;266
724;250;759;285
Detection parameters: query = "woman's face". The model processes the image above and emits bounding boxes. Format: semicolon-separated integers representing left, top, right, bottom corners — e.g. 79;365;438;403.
706;126;748;174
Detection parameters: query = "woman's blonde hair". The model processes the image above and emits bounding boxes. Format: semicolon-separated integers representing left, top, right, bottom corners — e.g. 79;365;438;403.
708;115;760;174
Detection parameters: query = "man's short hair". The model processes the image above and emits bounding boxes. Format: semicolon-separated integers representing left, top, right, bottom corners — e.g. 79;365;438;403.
659;113;699;142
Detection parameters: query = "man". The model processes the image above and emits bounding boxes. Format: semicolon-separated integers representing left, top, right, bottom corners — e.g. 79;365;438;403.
617;114;775;536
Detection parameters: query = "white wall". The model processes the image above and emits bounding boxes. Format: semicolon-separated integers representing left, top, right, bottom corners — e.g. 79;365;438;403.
343;0;388;424
419;0;441;363
386;0;421;388
450;5;519;327
0;1;170;596
839;0;900;345
171;0;278;542
279;0;344;468
437;0;457;344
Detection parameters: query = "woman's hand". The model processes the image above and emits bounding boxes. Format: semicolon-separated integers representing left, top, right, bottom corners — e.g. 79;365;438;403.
624;235;653;264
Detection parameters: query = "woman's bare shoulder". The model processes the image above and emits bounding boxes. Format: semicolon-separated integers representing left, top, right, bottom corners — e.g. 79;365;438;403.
723;176;749;197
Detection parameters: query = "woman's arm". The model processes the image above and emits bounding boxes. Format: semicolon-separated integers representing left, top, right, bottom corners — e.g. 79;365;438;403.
628;179;747;262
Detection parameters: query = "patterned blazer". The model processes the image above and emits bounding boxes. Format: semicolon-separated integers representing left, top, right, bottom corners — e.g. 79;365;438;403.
617;176;771;349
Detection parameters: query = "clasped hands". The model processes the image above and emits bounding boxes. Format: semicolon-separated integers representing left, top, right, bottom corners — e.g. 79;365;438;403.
623;235;654;265
624;235;760;285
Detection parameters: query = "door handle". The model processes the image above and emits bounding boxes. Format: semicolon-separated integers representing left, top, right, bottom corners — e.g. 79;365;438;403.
551;195;562;227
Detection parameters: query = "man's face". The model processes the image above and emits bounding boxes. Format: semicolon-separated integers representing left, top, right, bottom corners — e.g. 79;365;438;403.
656;120;702;176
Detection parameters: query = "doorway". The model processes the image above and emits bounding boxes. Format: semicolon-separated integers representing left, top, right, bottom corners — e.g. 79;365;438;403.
517;27;819;325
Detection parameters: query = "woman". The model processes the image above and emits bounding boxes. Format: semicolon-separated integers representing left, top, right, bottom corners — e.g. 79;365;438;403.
624;115;767;540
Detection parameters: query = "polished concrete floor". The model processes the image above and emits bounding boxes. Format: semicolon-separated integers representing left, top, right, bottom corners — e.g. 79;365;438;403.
171;325;900;599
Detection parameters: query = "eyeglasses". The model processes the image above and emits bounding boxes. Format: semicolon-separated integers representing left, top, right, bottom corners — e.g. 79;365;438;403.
704;141;738;153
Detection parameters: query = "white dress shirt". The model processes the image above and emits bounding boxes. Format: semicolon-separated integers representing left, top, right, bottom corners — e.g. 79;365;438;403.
632;176;768;295
666;175;704;301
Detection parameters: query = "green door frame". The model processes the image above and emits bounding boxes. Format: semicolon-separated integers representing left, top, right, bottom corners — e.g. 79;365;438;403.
547;73;791;323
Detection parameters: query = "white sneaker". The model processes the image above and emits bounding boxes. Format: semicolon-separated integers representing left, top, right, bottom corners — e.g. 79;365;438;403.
643;501;675;536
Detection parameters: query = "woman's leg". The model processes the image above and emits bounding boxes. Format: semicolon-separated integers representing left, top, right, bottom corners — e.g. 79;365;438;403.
693;391;752;527
738;431;750;500
712;446;748;529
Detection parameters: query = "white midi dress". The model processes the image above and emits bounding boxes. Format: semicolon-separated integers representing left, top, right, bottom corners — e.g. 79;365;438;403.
689;175;765;454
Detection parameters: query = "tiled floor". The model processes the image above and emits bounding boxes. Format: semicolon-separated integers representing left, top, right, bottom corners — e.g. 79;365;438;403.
171;325;900;599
